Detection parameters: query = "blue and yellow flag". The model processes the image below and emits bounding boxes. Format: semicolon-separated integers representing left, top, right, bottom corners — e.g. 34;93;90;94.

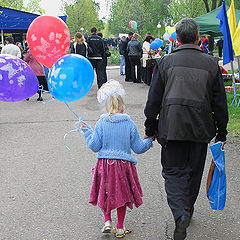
216;0;234;65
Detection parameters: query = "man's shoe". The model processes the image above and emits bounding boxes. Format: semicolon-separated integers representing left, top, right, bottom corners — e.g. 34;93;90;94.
173;216;190;240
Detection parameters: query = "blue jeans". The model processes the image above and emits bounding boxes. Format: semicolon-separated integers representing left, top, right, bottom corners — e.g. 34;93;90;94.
120;55;125;75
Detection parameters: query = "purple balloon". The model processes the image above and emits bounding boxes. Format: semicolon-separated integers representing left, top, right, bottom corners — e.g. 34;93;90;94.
0;55;39;102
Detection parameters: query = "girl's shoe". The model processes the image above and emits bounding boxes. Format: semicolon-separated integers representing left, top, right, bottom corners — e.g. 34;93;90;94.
102;220;112;233
113;227;133;238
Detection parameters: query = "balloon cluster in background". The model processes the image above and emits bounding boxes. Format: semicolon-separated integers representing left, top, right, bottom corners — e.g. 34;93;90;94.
164;25;177;42
0;16;94;103
129;20;138;30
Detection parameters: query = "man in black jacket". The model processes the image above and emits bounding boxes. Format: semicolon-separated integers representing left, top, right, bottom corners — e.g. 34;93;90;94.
121;32;133;82
87;27;106;88
144;18;228;240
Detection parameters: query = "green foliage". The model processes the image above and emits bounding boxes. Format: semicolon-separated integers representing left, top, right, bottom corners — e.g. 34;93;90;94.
108;0;169;39
24;0;45;14
169;0;207;23
0;0;23;10
108;49;120;65
0;0;45;14
226;92;240;137
62;0;103;36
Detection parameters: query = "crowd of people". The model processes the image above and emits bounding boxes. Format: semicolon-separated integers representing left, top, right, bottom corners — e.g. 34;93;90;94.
0;27;224;97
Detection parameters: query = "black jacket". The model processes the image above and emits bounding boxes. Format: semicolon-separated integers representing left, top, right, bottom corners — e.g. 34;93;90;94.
70;42;87;57
127;39;142;57
87;33;105;59
121;37;130;56
119;40;125;55
144;44;228;143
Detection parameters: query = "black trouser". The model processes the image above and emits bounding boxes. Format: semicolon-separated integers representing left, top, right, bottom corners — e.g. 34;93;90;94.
142;67;153;86
161;141;208;222
89;59;106;88
102;57;108;84
124;54;132;82
37;76;49;98
218;47;223;58
129;56;142;83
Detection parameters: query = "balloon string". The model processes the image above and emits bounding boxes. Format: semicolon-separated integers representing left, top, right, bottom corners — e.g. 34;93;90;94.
42;98;55;104
65;102;80;119
64;102;87;151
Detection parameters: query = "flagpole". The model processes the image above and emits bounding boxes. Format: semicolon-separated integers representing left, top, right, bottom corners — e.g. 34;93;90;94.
237;56;240;74
230;60;237;104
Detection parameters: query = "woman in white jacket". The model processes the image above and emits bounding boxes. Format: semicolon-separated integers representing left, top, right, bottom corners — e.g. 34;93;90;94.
142;35;154;86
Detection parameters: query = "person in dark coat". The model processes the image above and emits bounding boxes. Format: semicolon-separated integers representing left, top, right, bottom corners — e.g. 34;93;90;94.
127;33;142;83
119;36;126;75
216;38;223;58
144;18;228;240
87;27;106;89
121;32;133;82
97;32;110;84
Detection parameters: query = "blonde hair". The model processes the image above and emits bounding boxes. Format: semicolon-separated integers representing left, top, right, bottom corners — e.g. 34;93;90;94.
133;33;139;39
75;32;85;44
106;95;124;120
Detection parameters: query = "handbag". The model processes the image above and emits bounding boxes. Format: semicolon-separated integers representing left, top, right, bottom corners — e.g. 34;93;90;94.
207;142;226;210
146;58;156;68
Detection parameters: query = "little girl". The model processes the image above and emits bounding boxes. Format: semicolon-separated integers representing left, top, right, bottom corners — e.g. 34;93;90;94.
81;80;152;238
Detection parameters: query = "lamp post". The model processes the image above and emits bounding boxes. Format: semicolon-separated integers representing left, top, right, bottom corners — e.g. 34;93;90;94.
157;23;161;39
80;27;84;34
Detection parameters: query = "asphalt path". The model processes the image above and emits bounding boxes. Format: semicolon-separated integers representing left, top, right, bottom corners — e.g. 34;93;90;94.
0;68;239;240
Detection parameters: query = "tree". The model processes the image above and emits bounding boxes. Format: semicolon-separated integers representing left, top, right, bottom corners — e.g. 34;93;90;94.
0;0;45;14
108;0;170;39
169;0;207;23
0;0;24;10
62;0;103;36
24;0;45;14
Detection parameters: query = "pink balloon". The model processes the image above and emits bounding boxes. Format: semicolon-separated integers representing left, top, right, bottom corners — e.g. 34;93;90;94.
27;16;71;68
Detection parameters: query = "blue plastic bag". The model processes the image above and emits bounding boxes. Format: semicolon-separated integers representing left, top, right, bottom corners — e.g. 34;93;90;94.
207;142;226;210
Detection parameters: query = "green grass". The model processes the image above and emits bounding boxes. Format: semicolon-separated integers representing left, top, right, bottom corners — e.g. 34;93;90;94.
226;92;240;137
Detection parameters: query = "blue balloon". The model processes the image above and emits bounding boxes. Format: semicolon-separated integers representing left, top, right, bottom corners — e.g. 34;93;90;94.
155;38;164;47
163;32;170;41
150;41;159;50
171;31;177;40
48;54;94;102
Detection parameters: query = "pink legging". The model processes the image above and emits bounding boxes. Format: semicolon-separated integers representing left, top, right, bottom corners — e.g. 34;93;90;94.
103;205;126;229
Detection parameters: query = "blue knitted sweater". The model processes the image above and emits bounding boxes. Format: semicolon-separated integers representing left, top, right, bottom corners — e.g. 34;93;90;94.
82;113;152;165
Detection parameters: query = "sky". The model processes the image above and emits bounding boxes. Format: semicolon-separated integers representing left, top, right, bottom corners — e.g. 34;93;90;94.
40;0;110;19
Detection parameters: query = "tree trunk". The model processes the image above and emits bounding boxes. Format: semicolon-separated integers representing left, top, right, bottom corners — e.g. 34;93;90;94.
202;0;210;12
218;0;223;7
211;0;217;11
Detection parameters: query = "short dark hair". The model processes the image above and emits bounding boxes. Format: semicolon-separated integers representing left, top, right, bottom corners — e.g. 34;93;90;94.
128;32;133;36
144;35;153;43
176;18;200;44
91;27;97;33
6;36;14;44
97;32;103;38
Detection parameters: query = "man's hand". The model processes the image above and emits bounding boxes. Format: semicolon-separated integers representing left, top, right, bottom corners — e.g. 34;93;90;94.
214;138;226;147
